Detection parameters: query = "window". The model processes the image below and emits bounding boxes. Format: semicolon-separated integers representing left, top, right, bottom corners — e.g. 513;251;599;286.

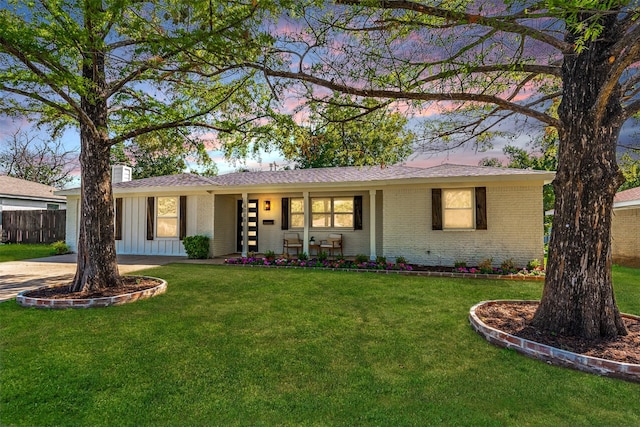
443;189;474;229
311;197;353;228
157;196;179;238
290;198;304;228
432;187;487;231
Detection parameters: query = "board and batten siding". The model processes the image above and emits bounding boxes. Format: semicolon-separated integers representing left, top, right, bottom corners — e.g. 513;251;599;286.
64;197;80;252
382;184;545;267
66;194;213;256
116;195;212;256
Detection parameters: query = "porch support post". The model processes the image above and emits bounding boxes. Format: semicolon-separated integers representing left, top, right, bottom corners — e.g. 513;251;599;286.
241;192;248;257
303;191;310;255
369;189;377;261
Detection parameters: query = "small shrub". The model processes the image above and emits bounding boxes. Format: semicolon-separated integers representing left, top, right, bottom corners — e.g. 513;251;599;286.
51;240;70;255
478;257;493;273
500;258;517;272
355;254;368;263
182;235;210;259
336;253;345;261
318;251;328;262
527;259;542;270
454;260;467;268
298;252;308;261
376;256;387;264
264;250;276;260
395;256;407;264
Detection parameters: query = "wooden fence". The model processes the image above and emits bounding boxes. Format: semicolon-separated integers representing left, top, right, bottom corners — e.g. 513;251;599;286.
1;210;66;244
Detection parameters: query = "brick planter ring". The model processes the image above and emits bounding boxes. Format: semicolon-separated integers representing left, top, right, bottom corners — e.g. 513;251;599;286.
470;300;640;383
16;277;167;309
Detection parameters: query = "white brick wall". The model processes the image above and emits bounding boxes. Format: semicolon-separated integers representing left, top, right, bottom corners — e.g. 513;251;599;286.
612;208;640;261
382;184;545;268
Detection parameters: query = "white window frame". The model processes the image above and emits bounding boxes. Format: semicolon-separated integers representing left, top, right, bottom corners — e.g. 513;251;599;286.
290;197;304;229
311;197;354;229
156;196;179;238
442;188;475;230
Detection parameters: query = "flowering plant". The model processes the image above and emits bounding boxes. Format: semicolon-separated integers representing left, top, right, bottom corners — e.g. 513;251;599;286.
225;256;413;271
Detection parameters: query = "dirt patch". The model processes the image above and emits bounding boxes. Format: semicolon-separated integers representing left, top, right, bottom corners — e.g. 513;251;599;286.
476;301;640;364
24;277;162;300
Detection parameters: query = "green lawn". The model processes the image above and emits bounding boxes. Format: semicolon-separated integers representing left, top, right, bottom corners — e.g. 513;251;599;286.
1;265;639;426
0;243;56;262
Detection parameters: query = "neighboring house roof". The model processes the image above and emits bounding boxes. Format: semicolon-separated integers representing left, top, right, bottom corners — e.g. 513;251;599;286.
0;175;66;202
614;186;640;210
57;164;556;196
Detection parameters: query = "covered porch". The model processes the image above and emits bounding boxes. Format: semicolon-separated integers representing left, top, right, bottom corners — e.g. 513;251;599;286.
211;189;383;261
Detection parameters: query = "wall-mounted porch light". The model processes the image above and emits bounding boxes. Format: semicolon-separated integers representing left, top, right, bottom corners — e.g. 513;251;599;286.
263;200;271;211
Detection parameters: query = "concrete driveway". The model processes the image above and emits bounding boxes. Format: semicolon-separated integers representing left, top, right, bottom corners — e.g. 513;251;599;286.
0;254;187;302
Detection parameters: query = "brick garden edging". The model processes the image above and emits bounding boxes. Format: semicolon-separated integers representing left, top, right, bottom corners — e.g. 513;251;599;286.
470;300;640;383
224;264;546;281
16;277;167;309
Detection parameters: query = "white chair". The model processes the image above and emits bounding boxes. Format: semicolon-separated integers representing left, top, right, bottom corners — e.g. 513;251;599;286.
283;232;303;255
319;234;343;256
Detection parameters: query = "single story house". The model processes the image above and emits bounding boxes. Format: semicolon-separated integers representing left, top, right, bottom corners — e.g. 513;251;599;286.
612;186;640;267
58;164;554;267
0;175;66;212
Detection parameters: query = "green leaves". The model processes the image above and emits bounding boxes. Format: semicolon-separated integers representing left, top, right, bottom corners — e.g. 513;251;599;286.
278;94;414;168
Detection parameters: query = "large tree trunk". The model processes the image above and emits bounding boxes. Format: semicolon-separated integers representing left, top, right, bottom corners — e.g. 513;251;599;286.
71;10;121;292
531;16;626;339
71;130;121;293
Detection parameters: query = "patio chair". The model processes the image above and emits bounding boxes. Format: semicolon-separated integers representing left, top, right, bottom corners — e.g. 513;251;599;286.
319;233;343;256
283;232;303;255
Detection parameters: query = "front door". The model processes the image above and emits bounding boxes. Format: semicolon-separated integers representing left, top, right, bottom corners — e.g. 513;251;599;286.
237;199;259;253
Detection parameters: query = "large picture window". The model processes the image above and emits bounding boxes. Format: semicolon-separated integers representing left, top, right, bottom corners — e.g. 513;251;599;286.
442;189;474;229
157;196;179;238
311;197;354;228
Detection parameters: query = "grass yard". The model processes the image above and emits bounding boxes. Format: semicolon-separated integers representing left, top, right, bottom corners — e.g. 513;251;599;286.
0;243;56;262
1;265;640;426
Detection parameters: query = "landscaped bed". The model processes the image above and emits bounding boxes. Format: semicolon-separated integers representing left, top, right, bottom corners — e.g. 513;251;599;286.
1;264;639;426
224;256;546;278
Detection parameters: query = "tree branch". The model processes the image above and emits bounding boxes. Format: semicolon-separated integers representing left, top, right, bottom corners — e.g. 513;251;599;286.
251;64;560;127
335;0;572;52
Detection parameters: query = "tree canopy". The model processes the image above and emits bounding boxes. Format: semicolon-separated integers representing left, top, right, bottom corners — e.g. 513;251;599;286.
0;0;287;292
110;130;218;179
256;0;640;339
279;95;414;168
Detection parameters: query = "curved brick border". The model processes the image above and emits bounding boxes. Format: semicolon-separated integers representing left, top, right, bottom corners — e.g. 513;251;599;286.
470;300;640;383
16;276;167;309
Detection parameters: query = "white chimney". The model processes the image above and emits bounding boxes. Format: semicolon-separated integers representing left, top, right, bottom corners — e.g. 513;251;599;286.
112;165;132;183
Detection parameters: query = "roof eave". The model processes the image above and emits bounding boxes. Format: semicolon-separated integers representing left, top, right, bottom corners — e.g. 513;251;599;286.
210;172;556;193
1;194;66;203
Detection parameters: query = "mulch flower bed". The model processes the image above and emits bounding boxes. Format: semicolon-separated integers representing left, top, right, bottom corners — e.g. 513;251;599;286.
24;276;162;300
476;301;640;364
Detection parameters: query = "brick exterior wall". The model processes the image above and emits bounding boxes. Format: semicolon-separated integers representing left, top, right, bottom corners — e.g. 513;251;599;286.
612;208;640;266
382;184;545;268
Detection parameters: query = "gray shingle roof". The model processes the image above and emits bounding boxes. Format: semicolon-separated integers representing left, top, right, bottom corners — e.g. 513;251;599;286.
0;175;65;201
58;164;554;195
207;164;553;187
113;173;216;189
